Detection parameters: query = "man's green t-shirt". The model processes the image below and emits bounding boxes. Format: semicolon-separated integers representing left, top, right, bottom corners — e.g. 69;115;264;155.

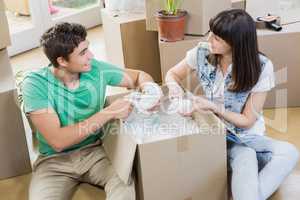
22;59;124;156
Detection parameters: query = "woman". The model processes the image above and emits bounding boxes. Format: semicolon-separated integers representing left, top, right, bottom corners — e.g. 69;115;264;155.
165;9;299;200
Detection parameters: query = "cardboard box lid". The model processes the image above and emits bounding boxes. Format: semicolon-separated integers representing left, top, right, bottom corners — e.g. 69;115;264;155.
0;49;15;93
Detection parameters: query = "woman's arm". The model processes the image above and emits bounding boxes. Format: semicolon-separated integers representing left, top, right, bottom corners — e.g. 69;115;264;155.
165;58;194;98
210;92;267;129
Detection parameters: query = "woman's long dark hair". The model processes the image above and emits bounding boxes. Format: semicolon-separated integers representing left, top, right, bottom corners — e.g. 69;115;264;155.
209;9;261;93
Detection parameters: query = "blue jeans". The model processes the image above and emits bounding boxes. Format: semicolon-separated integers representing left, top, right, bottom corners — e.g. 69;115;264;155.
227;134;299;200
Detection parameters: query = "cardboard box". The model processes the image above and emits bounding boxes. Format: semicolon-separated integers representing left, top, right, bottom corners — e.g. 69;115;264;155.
246;0;300;25
103;91;227;200
231;0;245;9
159;36;206;94
0;4;11;50
4;0;30;16
0;89;32;179
101;9;162;83
0;0;5;11
145;0;231;35
258;29;300;108
0;48;15;93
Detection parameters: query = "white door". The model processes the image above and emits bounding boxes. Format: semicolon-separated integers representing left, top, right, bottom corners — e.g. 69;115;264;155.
5;0;102;56
4;0;46;56
44;0;102;32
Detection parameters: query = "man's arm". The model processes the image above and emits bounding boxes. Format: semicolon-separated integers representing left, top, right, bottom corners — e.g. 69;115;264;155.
29;98;132;152
117;68;155;90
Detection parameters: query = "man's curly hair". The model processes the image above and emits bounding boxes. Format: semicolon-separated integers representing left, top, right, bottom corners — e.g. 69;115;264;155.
40;22;87;67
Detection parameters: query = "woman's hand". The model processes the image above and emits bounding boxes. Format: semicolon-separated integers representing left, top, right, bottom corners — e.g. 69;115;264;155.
167;82;185;100
193;96;218;113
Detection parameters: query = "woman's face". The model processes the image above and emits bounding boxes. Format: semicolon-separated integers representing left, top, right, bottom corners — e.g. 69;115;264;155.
207;32;231;55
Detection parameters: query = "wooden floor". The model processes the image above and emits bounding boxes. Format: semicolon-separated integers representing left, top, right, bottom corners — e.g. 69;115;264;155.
1;26;299;200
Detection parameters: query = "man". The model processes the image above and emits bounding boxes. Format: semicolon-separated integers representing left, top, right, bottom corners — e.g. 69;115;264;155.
22;22;157;200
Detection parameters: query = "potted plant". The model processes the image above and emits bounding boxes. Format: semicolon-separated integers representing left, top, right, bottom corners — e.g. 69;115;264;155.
156;0;187;42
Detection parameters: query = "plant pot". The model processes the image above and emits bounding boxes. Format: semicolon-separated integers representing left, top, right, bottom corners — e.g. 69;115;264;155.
156;10;187;42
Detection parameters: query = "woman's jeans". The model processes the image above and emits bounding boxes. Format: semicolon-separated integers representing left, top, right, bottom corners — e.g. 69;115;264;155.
227;134;299;200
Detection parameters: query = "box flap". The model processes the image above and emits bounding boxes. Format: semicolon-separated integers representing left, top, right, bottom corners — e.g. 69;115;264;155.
103;91;137;184
0;89;32;179
0;49;15;92
103;120;137;185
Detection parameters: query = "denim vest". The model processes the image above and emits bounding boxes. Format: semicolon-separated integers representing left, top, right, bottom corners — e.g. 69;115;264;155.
195;43;268;135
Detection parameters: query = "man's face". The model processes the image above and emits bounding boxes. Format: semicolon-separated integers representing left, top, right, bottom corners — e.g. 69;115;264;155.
60;40;94;73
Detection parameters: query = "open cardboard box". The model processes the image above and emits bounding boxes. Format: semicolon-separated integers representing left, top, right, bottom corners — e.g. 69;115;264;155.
102;87;228;200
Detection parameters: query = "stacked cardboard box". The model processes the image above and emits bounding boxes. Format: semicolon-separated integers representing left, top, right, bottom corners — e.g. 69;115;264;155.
0;0;31;179
257;24;300;108
101;9;162;83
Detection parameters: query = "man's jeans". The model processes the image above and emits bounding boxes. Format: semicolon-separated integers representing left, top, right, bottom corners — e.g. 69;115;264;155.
29;141;135;200
227;134;299;200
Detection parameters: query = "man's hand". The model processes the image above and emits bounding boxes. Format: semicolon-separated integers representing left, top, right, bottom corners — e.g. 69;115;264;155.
105;99;133;120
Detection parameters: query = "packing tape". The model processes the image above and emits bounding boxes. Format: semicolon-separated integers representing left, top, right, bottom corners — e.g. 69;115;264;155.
177;136;189;152
184;197;192;200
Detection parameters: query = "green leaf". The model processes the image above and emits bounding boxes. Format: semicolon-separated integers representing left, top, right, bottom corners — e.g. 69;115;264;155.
164;0;183;15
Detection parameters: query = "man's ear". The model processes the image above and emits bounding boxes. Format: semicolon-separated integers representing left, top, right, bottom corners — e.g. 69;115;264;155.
56;57;68;68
